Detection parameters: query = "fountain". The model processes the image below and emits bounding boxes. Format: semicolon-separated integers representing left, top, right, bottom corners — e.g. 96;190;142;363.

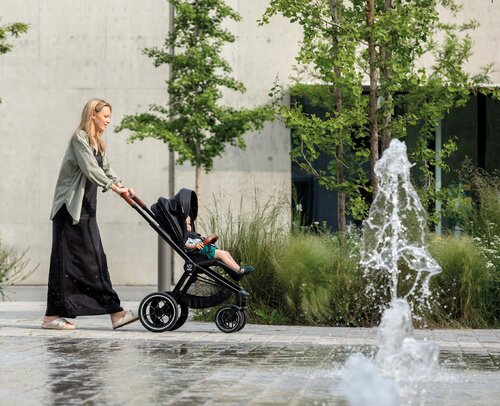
360;139;442;310
341;139;442;405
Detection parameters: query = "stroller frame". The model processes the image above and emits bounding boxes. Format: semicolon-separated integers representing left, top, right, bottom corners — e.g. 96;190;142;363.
122;192;249;333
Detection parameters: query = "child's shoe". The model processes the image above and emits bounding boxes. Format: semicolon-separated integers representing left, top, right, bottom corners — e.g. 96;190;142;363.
240;265;255;276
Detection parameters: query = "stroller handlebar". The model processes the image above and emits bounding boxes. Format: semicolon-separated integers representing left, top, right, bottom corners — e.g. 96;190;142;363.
120;192;135;207
120;192;147;209
132;195;146;208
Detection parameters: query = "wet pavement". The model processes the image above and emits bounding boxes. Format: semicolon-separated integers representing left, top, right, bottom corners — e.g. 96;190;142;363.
1;301;499;405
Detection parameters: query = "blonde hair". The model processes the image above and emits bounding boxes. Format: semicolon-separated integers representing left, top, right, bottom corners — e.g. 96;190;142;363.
77;98;112;153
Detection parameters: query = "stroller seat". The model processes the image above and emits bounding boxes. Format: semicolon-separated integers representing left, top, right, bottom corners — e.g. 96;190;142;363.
186;254;244;281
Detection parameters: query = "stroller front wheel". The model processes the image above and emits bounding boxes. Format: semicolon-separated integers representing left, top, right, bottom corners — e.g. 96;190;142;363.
215;305;245;333
139;292;179;332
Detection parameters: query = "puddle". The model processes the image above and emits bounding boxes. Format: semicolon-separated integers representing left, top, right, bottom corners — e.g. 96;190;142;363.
1;338;498;405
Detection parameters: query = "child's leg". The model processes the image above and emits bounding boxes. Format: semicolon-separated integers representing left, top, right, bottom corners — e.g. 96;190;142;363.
214;250;241;272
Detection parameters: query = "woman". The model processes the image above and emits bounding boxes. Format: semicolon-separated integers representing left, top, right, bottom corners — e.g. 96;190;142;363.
41;98;138;330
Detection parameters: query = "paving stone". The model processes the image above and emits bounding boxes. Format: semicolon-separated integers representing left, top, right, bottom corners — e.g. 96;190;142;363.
1;301;499;405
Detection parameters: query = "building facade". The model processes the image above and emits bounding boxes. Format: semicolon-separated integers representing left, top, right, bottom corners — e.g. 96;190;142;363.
1;1;499;286
0;0;299;285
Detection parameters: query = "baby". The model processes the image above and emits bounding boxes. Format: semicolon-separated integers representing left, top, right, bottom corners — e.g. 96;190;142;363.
184;216;254;276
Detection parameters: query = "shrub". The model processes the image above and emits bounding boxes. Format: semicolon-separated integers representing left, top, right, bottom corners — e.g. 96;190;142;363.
197;191;289;323
428;235;499;327
199;192;366;325
274;230;379;326
198;191;382;326
195;188;498;328
274;233;335;324
0;237;37;298
456;159;500;241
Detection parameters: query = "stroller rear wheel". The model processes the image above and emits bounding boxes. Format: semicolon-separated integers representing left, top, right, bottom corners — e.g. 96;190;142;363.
139;292;178;332
168;292;189;331
215;305;245;333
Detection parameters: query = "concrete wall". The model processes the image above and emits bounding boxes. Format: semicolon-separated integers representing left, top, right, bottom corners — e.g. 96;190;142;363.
448;2;500;85
0;0;300;286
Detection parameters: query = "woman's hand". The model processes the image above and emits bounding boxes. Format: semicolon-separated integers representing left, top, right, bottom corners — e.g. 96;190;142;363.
113;184;128;194
112;184;136;197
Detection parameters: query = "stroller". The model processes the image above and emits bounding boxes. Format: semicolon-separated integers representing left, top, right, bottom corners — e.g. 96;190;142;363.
122;188;249;333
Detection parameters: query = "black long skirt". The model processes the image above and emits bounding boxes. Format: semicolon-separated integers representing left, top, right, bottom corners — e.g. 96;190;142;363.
45;173;123;318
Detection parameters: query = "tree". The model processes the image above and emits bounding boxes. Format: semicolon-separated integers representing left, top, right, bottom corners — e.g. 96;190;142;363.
115;0;271;195
0;19;29;104
263;1;371;231
262;0;492;230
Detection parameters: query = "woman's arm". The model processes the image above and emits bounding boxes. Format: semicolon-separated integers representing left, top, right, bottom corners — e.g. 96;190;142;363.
72;131;117;191
72;131;135;198
101;152;121;185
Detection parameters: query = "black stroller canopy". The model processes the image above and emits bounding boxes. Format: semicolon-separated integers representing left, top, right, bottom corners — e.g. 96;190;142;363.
151;188;198;245
174;188;198;223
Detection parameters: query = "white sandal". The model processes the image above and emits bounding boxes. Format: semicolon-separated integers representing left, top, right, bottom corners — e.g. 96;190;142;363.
112;310;139;330
41;317;75;330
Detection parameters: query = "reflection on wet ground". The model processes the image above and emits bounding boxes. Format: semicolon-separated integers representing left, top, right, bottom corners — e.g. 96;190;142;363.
1;337;499;405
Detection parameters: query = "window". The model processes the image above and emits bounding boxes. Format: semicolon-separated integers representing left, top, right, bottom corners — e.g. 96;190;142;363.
291;92;500;231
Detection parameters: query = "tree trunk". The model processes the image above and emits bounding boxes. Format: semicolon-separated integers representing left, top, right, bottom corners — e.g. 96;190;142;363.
195;164;201;198
195;143;201;197
336;143;347;232
332;0;347;232
367;0;379;197
380;55;392;152
381;0;393;152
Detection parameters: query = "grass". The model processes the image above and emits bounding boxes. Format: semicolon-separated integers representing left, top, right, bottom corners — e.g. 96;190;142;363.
197;193;380;327
274;230;380;326
196;191;289;323
0;237;37;298
428;235;499;328
193;179;499;328
457;160;500;242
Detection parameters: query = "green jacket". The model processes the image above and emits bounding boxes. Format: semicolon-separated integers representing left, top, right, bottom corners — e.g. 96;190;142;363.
50;130;121;224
